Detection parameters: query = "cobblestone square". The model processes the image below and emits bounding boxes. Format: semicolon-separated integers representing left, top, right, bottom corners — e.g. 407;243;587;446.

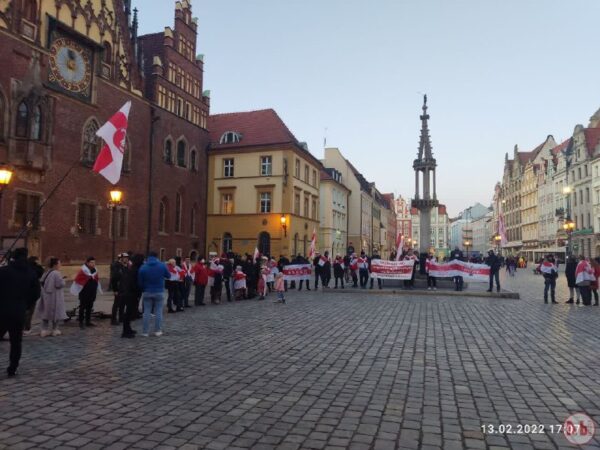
1;271;599;450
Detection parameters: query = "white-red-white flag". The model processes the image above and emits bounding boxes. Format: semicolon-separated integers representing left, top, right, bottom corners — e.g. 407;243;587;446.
93;101;131;184
308;228;317;259
395;233;404;261
253;247;260;263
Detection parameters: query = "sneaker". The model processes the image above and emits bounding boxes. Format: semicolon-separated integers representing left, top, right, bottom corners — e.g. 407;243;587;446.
23;329;33;336
566;299;574;304
141;333;149;337
154;331;163;337
51;329;62;337
40;329;51;338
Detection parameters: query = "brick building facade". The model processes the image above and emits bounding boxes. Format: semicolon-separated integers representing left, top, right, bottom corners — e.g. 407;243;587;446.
0;0;209;265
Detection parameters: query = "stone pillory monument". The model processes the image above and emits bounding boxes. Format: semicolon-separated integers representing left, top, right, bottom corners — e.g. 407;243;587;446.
412;95;438;273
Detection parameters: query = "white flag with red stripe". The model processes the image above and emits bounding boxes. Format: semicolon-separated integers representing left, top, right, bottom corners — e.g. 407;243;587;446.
308;228;317;259
93;101;131;184
253;247;260;263
395;233;404;261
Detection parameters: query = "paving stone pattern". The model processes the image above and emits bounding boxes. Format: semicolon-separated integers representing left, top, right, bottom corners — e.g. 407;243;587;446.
0;269;599;450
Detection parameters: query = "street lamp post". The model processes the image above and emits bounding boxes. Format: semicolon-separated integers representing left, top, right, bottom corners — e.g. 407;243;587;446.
494;234;501;255
464;239;471;259
280;214;287;237
563;217;575;259
0;167;14;260
108;190;123;262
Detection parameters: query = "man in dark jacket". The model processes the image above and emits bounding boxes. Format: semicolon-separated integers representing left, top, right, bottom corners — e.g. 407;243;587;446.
222;256;233;302
294;254;311;291
110;254;128;325
450;247;464;291
119;254;143;338
313;253;321;289
485;250;501;292
565;256;579;304
0;248;41;377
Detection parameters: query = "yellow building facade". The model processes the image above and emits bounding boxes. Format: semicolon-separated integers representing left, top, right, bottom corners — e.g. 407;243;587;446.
206;109;321;258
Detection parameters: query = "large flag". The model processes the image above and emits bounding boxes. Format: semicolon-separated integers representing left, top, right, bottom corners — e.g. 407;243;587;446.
253;247;260;263
498;213;507;246
395;233;404;261
308;228;317;259
93;101;131;184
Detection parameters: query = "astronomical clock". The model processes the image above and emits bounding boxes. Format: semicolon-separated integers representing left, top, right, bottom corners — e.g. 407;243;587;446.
47;29;94;102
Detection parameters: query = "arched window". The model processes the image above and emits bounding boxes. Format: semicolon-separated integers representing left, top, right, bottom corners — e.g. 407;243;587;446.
16;101;29;137
219;131;241;145
175;193;182;232
31;105;42;140
258;231;270;257
102;42;112;64
177;140;186;167
223;232;233;254
190;149;197;171
158;199;168;233
164;138;173;164
82;118;100;165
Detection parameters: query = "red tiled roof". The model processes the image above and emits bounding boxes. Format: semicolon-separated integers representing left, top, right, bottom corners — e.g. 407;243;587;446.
518;151;533;164
320;169;332;181
209;109;298;148
550;138;571;156
584;128;600;156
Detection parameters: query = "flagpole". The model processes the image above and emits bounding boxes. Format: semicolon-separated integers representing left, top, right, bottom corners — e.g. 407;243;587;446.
0;158;80;264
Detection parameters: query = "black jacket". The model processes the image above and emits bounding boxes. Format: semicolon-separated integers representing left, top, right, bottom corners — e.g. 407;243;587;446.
222;260;233;279
451;249;464;261
565;259;578;286
0;259;41;316
118;264;141;299
485;254;501;272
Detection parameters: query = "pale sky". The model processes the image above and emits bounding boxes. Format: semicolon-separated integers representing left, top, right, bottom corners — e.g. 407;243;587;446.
133;0;600;216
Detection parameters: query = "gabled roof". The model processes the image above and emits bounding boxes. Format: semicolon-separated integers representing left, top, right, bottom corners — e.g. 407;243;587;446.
518;151;533;165
584;128;600;156
209;109;298;149
550;138;571;156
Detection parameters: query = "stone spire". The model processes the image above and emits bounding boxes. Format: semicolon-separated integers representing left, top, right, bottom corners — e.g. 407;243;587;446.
417;94;435;162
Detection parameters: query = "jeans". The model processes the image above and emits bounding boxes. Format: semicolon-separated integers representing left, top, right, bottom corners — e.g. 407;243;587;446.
78;293;96;324
544;279;556;303
579;285;592;306
369;277;382;289
427;276;436;287
122;294;138;334
488;271;500;291
454;276;463;291
142;293;164;334
111;294;124;323
568;286;581;301
223;277;232;302
359;269;369;288
334;276;344;288
183;278;192;307
194;284;206;305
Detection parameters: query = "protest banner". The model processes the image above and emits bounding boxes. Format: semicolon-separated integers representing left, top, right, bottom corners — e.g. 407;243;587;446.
370;259;415;280
282;264;312;281
428;259;490;282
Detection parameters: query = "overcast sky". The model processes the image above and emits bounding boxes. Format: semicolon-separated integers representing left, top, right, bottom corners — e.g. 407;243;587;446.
133;0;600;216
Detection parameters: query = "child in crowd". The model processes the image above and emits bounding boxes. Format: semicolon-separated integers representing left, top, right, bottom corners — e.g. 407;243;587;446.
274;272;286;303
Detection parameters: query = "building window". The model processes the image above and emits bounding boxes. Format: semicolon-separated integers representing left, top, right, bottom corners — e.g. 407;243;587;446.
258;231;270;256
177;140;186;167
164;139;173;164
223;159;234;177
260;192;271;213
294;193;300;215
222;193;233;214
219;131;241;144
293;233;299;256
16;101;29;137
190;149;197;171
304;197;309;217
82;119;100;166
578;167;582;179
295;159;300;178
304;165;309;182
158;200;167;233
175;193;182;233
23;0;37;22
579;190;583;204
312;199;317;220
312;170;317;187
14;192;40;230
77;202;97;235
261;156;272;176
586;187;590;203
223;232;233;254
31;105;42;140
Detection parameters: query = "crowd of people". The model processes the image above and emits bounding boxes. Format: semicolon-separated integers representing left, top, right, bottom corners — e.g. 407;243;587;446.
1;245;599;378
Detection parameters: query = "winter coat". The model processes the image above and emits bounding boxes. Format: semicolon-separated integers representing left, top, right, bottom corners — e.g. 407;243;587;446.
37;270;67;322
138;256;170;293
192;263;208;286
450;249;464;261
333;260;345;277
565;258;578;288
484;254;501;272
0;259;41;318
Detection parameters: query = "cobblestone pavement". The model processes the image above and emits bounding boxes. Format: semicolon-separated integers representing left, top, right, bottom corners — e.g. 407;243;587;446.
1;273;599;450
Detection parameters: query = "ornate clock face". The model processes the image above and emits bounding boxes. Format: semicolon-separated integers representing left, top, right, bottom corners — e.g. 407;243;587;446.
48;37;92;94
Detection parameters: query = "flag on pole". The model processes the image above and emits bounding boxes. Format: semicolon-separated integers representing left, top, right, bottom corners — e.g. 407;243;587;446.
395;233;404;261
93;101;131;184
308;228;317;259
253;247;260;263
498;213;507;246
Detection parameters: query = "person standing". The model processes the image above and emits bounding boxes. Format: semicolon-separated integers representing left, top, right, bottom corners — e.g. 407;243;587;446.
222;256;233;302
278;254;290;291
349;253;359;288
591;257;600;306
333;255;345;289
191;258;208;306
312;252;322;290
485;250;501;293
295;254;311;291
210;258;224;304
426;254;437;290
165;259;179;313
110;253;129;325
37;258;67;337
70;257;101;329
358;252;369;289
565;256;580;304
450;247;464;291
0;248;41;377
539;255;558;304
233;266;248;300
182;257;193;308
23;256;43;336
138;251;170;337
403;250;418;289
369;251;382;289
274;272;286;304
575;256;595;306
120;254;144;338
174;257;186;311
320;251;332;288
